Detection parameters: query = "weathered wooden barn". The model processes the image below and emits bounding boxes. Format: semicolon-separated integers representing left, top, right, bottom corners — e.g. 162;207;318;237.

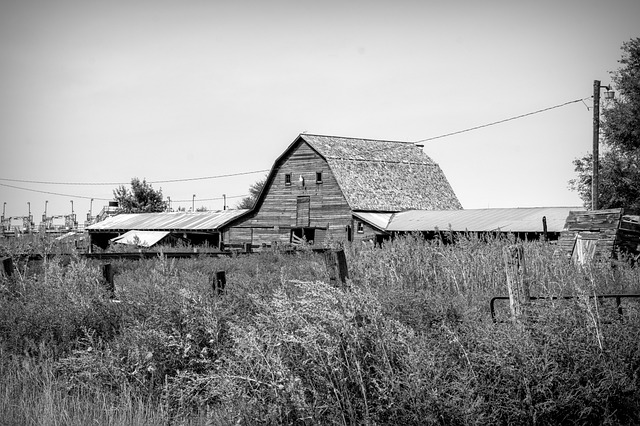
557;208;640;262
223;134;462;247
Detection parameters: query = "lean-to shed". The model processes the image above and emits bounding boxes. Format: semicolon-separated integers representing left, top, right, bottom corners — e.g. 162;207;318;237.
87;210;247;250
355;206;580;241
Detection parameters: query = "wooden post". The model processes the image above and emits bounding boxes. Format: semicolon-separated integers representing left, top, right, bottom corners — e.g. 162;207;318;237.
102;263;115;297
324;249;349;288
1;257;13;278
211;270;226;296
542;216;548;242
503;245;530;325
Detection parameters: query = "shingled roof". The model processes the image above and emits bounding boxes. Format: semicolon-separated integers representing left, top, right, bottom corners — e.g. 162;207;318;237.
299;134;462;211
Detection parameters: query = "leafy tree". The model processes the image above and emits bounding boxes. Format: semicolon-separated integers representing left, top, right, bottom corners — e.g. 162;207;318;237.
570;38;640;210
113;178;167;213
236;176;267;209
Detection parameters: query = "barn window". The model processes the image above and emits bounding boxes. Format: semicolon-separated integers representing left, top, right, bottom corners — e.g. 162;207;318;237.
285;173;291;186
316;172;323;184
357;221;364;233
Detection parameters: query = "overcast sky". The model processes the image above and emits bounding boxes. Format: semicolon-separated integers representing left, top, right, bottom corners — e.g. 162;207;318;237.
1;0;639;221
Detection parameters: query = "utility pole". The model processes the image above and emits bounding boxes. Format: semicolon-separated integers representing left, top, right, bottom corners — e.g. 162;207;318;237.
592;80;600;211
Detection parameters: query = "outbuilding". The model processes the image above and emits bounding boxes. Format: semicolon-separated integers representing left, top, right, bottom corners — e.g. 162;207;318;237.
86;210;247;250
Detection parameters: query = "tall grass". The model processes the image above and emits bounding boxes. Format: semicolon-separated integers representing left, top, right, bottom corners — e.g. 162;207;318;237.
1;235;639;424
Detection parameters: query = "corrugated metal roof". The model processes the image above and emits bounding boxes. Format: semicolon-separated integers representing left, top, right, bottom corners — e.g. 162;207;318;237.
111;230;170;247
86;210;248;231
361;207;583;233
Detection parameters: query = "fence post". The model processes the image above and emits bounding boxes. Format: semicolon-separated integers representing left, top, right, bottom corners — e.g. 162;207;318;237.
324;249;349;288
102;263;115;298
503;244;530;326
211;271;226;296
1;257;13;278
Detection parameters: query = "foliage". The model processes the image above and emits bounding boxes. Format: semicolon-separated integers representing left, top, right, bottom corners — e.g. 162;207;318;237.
570;38;640;209
113;178;167;213
570;150;640;210
1;236;640;424
603;38;640;153
236;175;267;209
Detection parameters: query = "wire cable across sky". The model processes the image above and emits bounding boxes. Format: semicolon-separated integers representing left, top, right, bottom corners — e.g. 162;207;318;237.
0;169;270;186
1;96;591;204
413;96;591;144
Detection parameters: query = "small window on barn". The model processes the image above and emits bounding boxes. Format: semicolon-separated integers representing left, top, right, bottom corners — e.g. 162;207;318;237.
285;173;291;186
316;172;323;183
357;221;364;233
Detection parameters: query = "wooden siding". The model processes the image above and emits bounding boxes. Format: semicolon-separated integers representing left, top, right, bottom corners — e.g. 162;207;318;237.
352;218;386;244
557;208;640;260
227;141;354;246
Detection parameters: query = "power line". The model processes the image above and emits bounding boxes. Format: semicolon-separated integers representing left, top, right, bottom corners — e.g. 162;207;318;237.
0;169;270;186
0;182;111;200
171;194;247;203
414;96;591;143
1;98;589;203
1;181;248;204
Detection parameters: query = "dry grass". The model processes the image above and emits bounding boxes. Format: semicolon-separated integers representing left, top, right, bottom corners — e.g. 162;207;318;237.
1;234;639;425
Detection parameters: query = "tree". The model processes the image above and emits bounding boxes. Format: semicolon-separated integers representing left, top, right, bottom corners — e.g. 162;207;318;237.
570;38;640;210
236;176;267;209
113;178;167;213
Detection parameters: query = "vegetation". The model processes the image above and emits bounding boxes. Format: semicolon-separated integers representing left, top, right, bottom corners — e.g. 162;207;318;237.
236;176;267;210
1;235;640;425
113;178;167;213
570;37;640;209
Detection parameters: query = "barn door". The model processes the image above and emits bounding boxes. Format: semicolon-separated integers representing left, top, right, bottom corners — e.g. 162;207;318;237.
296;196;310;227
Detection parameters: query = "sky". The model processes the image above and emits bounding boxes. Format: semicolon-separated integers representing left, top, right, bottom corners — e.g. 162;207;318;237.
1;0;639;222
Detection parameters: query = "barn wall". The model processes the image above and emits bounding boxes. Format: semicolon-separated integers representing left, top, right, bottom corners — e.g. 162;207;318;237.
351;218;385;244
227;141;354;246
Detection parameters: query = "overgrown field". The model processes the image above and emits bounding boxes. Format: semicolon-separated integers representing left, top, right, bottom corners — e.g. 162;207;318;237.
1;235;639;425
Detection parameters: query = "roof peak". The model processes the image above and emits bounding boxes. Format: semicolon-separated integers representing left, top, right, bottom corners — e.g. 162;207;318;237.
299;133;417;145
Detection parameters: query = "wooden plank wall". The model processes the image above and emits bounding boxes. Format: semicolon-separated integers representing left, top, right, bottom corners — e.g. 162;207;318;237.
618;213;640;256
227;141;354;246
352;219;383;244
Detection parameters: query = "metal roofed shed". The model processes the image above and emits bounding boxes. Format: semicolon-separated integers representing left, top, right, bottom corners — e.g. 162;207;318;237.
354;207;581;241
87;210;248;250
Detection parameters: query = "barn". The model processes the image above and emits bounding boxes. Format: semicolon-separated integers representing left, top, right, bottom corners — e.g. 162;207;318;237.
223;133;462;247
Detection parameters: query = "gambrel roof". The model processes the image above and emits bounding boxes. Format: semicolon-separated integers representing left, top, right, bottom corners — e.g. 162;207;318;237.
299;134;462;211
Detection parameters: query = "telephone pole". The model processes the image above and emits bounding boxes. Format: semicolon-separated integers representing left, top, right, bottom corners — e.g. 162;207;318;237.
592;80;600;211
